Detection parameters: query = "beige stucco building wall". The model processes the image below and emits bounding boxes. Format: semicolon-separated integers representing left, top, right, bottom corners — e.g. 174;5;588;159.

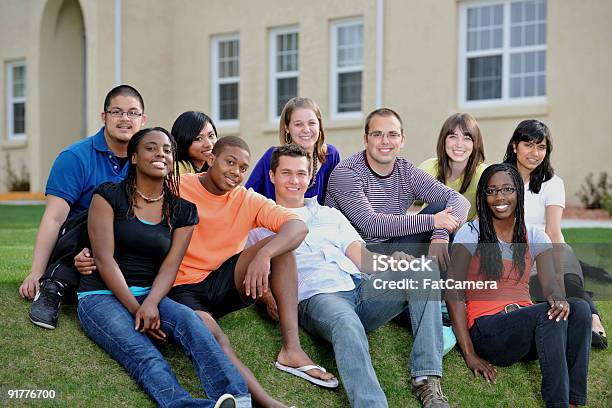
1;0;611;204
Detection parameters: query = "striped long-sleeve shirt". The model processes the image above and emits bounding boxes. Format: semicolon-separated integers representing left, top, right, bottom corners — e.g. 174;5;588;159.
325;151;470;243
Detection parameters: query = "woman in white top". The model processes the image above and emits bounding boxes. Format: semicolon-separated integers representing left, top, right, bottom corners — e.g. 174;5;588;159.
503;119;606;348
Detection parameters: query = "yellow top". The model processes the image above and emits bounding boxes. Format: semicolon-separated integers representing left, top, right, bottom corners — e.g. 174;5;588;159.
419;157;488;221
177;160;198;175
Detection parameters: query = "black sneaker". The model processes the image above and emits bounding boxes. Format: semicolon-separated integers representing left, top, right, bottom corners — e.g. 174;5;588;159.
29;279;66;329
411;376;450;408
214;394;236;408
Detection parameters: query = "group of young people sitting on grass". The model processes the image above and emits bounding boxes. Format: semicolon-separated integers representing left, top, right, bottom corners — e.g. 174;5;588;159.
18;85;605;408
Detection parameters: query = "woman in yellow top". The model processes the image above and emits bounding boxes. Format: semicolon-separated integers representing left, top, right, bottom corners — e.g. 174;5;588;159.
172;111;218;174
420;113;487;221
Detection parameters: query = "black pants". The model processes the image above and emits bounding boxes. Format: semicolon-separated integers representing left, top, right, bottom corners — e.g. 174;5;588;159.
40;211;89;298
470;299;591;407
530;271;598;316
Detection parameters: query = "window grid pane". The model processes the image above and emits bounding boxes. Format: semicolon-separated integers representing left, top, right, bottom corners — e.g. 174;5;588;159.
12;65;26;98
276;32;298;73
337;24;363;68
467;56;502;100
276;77;298;116
219;83;238;120
218;40;239;78
13;102;25;134
467;5;504;51
510;0;546;47
337;71;362;112
509;50;545;97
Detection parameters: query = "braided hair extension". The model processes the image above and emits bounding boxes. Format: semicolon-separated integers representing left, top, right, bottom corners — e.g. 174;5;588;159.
475;163;527;279
125;127;181;229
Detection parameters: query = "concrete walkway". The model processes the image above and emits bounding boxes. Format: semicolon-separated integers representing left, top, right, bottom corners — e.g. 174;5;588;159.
0;200;45;205
561;219;612;229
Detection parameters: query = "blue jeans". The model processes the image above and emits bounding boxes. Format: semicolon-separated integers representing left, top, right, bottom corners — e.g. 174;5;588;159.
78;295;250;408
298;273;443;408
470;299;591;408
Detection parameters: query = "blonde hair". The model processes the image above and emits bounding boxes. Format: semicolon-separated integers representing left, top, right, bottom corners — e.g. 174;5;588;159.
279;97;328;164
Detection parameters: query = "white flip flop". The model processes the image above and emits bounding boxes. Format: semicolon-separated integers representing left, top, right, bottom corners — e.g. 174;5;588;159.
274;361;339;388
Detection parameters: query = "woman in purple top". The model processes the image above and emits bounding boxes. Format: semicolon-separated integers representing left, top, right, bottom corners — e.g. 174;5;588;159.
245;97;340;204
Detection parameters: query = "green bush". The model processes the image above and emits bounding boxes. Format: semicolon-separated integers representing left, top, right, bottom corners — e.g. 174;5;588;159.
602;193;612;216
3;153;30;192
577;172;612;209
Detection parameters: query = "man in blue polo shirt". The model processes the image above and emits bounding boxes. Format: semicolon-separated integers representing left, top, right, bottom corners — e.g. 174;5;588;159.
19;85;147;329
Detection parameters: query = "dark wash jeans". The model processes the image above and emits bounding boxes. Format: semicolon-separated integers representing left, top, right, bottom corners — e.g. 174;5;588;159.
78;295;250;408
469;299;591;408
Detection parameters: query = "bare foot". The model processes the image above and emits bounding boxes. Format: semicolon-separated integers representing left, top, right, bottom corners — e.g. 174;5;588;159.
276;346;335;382
592;314;606;336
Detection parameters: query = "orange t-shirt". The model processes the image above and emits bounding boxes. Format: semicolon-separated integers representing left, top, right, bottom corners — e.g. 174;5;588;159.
465;254;533;328
175;173;299;285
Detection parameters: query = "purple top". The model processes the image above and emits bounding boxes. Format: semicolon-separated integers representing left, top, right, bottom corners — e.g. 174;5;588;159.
245;144;340;205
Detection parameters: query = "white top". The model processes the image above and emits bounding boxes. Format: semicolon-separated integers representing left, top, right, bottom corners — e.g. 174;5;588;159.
246;198;364;302
523;175;565;230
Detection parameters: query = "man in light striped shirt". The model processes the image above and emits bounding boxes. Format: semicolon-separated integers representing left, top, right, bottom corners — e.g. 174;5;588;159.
249;144;451;408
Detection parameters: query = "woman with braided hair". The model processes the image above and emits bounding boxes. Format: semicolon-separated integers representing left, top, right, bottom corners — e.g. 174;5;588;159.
446;163;591;408
245;97;340;204
77;127;249;408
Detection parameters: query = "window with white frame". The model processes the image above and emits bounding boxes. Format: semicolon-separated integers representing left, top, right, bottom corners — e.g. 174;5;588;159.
212;35;240;124
459;0;547;105
270;27;299;121
6;61;26;140
331;18;363;117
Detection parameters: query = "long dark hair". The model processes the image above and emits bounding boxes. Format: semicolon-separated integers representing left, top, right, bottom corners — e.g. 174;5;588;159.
435;113;485;194
475;163;527;279
503;119;553;194
172;111;217;171
125;127;180;226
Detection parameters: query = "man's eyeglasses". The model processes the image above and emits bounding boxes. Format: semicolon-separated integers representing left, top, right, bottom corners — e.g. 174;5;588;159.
106;109;143;119
484;187;516;196
367;131;402;141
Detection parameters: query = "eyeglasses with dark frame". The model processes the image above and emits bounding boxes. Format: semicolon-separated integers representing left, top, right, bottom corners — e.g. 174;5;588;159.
105;109;143;120
367;131;402;141
484;186;516;196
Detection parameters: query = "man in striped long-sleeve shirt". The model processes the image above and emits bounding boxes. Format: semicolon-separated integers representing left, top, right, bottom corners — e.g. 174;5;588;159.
326;107;470;264
326;108;470;405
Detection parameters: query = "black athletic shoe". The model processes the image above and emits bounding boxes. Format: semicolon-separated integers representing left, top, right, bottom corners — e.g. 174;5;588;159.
29;279;66;329
214;394;236;408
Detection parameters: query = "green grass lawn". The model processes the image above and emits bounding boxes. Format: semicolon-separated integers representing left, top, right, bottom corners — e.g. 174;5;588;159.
0;205;610;407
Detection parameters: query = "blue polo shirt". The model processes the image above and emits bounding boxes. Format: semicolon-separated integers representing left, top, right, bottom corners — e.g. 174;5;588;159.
45;127;129;218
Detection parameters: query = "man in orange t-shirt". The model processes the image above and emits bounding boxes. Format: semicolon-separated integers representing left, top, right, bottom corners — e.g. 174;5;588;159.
168;136;338;405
